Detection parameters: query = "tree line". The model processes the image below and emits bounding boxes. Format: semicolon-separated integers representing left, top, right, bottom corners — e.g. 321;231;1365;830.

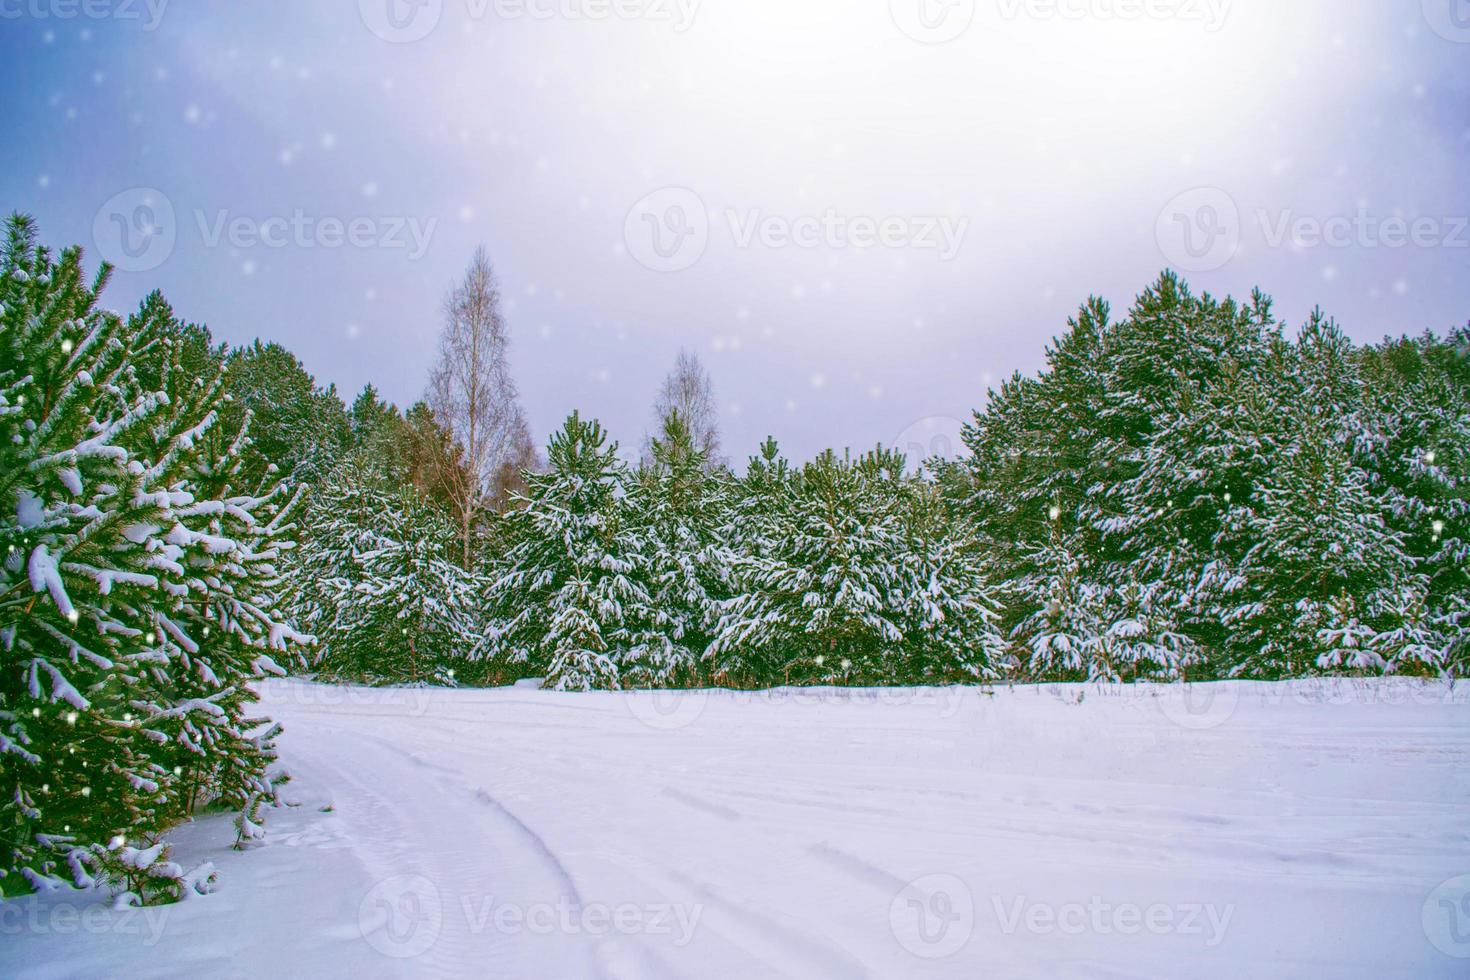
286;265;1467;691
952;276;1466;682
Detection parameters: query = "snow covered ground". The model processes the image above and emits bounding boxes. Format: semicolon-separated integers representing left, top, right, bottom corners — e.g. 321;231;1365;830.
4;678;1470;978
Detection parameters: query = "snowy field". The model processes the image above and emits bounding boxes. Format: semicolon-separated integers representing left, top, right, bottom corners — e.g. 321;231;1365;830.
4;678;1470;979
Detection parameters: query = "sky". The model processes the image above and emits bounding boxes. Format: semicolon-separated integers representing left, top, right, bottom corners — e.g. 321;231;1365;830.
2;0;1468;465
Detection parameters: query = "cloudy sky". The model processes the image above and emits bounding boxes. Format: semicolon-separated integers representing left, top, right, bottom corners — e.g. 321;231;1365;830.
2;0;1467;464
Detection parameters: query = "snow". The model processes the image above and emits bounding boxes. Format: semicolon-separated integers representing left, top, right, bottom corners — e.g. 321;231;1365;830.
4;677;1469;978
25;544;74;618
16;490;45;530
56;468;82;496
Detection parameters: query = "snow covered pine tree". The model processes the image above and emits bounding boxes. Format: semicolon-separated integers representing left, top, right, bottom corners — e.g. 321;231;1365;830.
709;447;903;684
485;412;653;691
628;411;730;686
710;447;998;685
888;471;1006;683
300;447;483;685
0;216;308;897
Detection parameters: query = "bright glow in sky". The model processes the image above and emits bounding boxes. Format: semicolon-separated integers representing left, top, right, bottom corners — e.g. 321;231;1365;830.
2;1;1467;463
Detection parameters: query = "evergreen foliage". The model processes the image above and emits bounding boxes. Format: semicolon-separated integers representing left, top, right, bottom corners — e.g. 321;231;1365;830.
301;448;483;685
628;412;729;686
0;215;308;895
958;272;1467;681
484;413;652;691
222;341;352;490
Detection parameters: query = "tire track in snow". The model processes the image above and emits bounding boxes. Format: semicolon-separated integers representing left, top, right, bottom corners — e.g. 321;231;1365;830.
661;786;743;822
659;866;874;979
280;718;602;979
805;842;910;894
470;785;588;912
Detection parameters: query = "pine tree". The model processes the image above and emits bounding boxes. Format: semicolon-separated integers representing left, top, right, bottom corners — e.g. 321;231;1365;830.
484;413;651;691
957;298;1112;604
1309;591;1382;674
1357;331;1469;677
709;449;906;685
1084;280;1282;677
1217;387;1408;677
299;447;481;685
1010;529;1108;682
956;274;1457;683
289;451;386;666
0;216;307;895
627;412;729;686
1095;578;1199;681
351;516;483;683
349;384;399;445
889;477;1006;682
222;340;352;490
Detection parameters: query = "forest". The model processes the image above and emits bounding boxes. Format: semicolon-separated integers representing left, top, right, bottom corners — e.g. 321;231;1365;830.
2;213;1466;895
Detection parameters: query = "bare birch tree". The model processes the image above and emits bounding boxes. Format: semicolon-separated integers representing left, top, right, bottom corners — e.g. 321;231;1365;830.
427;247;534;567
646;349;724;470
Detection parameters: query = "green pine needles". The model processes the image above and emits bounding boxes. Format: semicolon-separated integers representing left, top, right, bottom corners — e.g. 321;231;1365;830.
961;272;1468;681
0;215;309;897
